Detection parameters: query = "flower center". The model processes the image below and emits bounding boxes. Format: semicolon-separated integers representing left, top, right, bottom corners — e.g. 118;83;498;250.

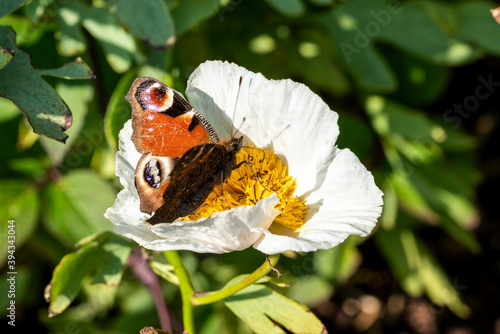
184;146;307;230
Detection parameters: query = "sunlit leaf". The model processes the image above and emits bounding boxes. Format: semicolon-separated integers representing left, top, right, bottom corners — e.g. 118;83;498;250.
40;82;94;165
0;26;94;142
225;284;326;334
39;57;95;79
42;170;115;246
57;1;141;73
57;5;87;56
0;97;19;123
109;0;176;49
45;232;132;316
0;15;52;46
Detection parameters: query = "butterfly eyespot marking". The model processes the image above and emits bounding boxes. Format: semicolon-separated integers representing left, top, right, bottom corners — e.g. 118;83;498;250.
144;158;161;188
136;80;174;113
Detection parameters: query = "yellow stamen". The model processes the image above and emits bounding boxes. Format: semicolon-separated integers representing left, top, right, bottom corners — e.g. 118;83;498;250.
184;146;307;230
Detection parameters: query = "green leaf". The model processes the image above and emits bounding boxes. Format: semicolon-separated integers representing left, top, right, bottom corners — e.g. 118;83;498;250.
308;0;331;6
366;95;443;141
0;26;94;143
38;57;95;79
91;233;134;285
264;0;305;18
0;96;19;123
293;29;350;97
375;228;471;318
409;168;480;253
0;180;40;267
456;1;500;56
0;46;14;70
42;170;115;246
109;0;176;49
318;0;481;91
377;1;479;65
225;284;326;334
57;1;141;73
40;82;94;165
57;5;87;56
383;48;450;107
0;0;29;17
0;14;54;46
171;0;220;36
45;232;132;316
104;71;136;150
150;260;179;285
380;183;398;230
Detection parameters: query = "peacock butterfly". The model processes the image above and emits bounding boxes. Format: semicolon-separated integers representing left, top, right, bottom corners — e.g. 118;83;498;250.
126;77;243;225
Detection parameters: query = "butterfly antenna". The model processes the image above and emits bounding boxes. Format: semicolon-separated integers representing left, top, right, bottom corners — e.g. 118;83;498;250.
230;76;243;138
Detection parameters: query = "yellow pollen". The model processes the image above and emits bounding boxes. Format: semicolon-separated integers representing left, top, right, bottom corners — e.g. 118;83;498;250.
184;146;307;230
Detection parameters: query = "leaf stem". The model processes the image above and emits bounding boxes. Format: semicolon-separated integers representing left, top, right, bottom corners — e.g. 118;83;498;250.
192;254;280;305
164;251;195;334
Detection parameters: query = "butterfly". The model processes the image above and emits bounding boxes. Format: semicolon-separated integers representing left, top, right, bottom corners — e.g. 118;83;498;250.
126;77;244;225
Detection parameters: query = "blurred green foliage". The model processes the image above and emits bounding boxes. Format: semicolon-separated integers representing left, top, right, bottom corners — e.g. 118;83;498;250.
1;0;497;332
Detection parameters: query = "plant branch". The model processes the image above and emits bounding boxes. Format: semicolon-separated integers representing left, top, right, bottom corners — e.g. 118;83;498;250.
128;247;173;333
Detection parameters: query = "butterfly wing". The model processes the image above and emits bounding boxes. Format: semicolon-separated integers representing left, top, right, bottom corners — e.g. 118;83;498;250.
126;76;219;157
147;144;228;225
127;77;222;214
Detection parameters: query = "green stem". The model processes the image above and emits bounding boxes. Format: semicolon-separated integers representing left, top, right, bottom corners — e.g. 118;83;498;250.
192;254;280;305
163;251;195;334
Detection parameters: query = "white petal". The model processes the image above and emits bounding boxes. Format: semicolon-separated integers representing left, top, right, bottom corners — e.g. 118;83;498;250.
186;60;340;196
105;122;281;253
149;195;280;253
253;149;383;254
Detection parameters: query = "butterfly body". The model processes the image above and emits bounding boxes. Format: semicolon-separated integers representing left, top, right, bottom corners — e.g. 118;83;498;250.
126;76;242;225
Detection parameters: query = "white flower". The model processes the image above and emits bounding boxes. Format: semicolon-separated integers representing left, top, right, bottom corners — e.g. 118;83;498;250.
105;61;383;254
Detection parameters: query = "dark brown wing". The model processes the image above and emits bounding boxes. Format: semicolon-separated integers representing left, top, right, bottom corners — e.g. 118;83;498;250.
147;144;228;225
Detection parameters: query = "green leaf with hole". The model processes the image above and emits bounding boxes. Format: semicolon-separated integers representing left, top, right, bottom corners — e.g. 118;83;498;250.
225;284;326;334
109;0;176;49
45;232;132;316
0;26;94;143
42;169;115;246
